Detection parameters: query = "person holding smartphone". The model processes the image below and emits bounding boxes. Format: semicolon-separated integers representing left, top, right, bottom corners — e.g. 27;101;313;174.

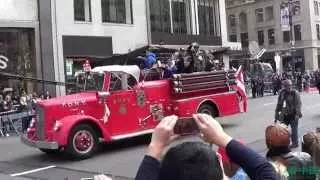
135;114;277;180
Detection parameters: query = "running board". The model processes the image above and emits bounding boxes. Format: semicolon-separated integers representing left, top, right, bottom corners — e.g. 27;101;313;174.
110;129;154;141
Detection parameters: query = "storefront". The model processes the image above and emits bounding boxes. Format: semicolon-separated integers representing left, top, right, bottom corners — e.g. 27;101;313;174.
62;36;113;94
0;28;38;96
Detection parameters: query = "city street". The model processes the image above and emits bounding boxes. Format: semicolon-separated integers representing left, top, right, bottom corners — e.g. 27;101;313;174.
0;93;319;180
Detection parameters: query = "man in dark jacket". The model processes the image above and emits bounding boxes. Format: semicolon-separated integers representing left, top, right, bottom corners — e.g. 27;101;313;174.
275;80;302;148
135;114;277;180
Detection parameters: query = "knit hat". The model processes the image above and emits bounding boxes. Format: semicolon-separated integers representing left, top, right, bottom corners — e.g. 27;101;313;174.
265;124;290;149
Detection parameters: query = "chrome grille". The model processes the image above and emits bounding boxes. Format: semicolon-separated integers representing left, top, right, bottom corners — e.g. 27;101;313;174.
36;107;45;140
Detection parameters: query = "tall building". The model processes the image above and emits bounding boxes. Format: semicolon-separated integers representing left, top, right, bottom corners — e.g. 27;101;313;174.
226;0;320;72
0;0;230;96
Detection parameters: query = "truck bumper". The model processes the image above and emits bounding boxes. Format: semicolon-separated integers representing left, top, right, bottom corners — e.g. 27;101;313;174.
21;135;59;150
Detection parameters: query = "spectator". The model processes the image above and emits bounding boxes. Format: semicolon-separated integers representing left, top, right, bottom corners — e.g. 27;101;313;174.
2;94;13;112
265;123;317;179
0;94;4;112
302;131;320;156
44;91;51;100
265;123;291;179
217;140;248;179
287;151;315;179
135;114;277;180
275;79;302;148
20;91;28;111
251;77;257;98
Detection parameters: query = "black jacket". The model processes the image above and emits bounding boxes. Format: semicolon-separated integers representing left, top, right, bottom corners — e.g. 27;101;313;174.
135;140;277;180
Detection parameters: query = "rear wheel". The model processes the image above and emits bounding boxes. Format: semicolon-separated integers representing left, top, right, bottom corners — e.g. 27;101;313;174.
197;104;217;118
65;124;99;160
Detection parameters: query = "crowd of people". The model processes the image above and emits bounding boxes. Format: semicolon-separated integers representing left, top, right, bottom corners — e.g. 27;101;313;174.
250;69;320;99
0;89;52;136
0;89;51;113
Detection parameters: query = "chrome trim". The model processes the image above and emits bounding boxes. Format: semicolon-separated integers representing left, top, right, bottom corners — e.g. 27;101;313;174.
20;135;59;150
111;129;154;141
36;107;45;141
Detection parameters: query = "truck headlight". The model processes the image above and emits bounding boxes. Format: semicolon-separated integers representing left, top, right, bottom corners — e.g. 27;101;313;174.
53;121;63;132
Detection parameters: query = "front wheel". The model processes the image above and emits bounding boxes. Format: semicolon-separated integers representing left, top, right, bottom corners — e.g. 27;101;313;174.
65;124;99;160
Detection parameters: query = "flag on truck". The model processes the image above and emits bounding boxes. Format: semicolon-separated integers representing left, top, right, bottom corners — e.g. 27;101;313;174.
235;65;247;112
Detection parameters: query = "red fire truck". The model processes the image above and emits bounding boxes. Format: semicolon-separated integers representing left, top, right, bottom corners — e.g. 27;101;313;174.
21;65;245;159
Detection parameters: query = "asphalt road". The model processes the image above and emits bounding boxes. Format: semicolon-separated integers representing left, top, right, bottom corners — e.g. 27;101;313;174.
0;92;319;180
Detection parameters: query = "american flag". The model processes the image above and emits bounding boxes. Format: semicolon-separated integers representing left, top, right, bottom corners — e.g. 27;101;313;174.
235;65;247;112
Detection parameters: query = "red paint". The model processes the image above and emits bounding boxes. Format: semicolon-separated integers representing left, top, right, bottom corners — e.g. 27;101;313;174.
24;68;243;153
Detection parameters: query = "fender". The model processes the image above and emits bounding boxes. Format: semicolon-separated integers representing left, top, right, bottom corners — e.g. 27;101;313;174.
52;115;112;146
197;99;220;115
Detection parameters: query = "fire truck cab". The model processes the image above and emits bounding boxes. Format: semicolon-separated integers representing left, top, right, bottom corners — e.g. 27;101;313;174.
21;65;244;159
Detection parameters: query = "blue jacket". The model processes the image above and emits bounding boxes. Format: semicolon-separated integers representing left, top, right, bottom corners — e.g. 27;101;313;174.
144;52;157;69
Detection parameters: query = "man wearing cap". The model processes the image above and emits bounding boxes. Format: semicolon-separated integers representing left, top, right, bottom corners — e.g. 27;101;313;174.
275;79;302;148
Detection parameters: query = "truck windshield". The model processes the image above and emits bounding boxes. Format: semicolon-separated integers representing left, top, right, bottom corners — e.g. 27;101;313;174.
77;72;104;91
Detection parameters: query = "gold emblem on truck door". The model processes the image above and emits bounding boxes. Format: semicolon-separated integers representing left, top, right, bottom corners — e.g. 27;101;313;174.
136;90;146;107
119;104;127;115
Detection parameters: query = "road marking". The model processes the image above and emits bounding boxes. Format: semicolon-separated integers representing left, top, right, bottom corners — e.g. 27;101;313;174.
263;102;274;106
10;165;56;177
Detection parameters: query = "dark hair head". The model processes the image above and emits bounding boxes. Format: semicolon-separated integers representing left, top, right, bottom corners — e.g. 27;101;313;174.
159;142;223;180
302;132;319;156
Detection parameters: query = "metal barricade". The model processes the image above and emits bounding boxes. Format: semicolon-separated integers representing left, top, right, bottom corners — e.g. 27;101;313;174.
0;110;31;137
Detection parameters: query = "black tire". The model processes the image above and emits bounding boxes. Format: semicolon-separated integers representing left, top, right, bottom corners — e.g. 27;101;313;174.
39;148;60;154
197;104;216;118
65;124;99;160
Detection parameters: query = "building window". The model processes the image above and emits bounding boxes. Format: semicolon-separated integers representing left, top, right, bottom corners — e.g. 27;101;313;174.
294;24;301;41
198;0;216;36
240;32;249;48
74;0;92;22
229;14;236;27
171;0;192;34
229;34;237;42
317;24;320;40
268;29;275;45
265;6;274;21
239;12;248;31
255;8;264;23
292;1;301;16
101;0;133;24
283;31;290;43
257;30;264;45
149;0;171;33
0;28;37;95
315;1;319;15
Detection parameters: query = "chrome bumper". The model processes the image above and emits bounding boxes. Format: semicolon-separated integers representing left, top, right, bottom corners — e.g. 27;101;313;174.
21;135;59;150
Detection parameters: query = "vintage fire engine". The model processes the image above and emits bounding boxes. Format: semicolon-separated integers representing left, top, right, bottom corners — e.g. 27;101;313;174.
21;65;245;159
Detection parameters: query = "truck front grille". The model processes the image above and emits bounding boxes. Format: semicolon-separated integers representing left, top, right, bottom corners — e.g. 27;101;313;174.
36;107;45;141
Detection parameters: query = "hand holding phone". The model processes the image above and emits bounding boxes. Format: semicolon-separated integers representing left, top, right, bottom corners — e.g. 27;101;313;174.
173;117;200;135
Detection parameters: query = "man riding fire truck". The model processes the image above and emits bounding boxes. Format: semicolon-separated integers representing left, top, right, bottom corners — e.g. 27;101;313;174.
21;64;246;159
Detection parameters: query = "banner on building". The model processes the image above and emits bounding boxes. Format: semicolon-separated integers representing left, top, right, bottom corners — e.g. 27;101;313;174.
280;7;290;31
